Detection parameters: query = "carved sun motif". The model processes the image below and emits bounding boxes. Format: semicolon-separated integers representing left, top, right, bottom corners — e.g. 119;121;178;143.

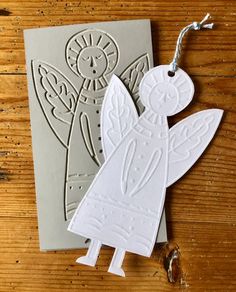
66;29;119;91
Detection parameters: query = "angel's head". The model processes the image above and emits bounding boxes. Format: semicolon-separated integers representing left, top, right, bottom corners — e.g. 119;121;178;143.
66;29;119;90
139;65;194;116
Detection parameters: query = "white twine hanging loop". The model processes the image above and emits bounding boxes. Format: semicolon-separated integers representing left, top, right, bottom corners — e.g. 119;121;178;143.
169;13;214;73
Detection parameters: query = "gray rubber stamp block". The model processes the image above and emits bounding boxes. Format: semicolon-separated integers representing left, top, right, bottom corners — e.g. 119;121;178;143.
24;19;167;250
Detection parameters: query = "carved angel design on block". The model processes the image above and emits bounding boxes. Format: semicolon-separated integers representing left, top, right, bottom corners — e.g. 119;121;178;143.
68;65;223;277
31;29;150;220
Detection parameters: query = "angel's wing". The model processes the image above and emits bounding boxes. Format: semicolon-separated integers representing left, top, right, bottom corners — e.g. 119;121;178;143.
31;60;79;148
101;75;139;159
166;109;223;187
120;54;150;114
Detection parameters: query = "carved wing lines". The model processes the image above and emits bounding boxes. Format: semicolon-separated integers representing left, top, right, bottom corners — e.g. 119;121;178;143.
120;53;150;114
169;116;212;163
101;75;138;159
43;72;75;117
31;60;80;148
167;109;223;187
106;86;133;147
38;64;76;124
121;53;150;95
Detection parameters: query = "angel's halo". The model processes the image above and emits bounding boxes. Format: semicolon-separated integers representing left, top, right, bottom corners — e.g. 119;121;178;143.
66;29;119;90
139;65;194;116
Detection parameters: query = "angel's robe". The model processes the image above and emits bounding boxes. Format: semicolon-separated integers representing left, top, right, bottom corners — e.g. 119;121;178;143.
69;110;169;257
65;87;105;220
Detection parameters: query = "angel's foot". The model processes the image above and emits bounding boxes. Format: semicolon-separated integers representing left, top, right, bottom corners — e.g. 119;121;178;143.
108;265;125;277
76;239;102;267
108;248;126;277
76;255;97;266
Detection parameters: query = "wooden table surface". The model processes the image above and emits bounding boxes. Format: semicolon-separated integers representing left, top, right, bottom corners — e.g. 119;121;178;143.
0;1;236;291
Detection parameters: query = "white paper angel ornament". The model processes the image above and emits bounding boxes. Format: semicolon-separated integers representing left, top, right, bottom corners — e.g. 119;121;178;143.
68;14;223;277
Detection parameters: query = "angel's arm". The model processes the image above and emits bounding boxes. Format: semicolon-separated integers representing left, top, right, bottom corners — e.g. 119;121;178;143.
80;112;100;167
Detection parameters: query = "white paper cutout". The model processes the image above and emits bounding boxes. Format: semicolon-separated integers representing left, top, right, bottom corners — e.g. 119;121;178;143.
101;75;167;244
68;65;223;277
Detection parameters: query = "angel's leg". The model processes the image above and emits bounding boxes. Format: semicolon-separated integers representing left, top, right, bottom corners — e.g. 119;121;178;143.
76;239;102;267
108;248;126;277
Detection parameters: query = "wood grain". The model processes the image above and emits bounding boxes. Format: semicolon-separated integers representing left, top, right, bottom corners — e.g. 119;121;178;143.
0;1;235;291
